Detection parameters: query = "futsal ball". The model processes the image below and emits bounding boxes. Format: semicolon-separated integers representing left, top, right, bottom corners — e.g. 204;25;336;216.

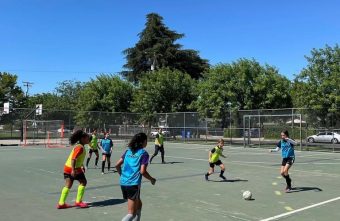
242;191;252;200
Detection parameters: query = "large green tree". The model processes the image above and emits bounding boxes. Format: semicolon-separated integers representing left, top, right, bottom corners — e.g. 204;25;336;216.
194;59;292;127
122;13;209;83
0;72;25;108
131;68;196;126
55;80;83;110
75;74;134;127
0;72;25;126
292;44;340;127
27;80;83;110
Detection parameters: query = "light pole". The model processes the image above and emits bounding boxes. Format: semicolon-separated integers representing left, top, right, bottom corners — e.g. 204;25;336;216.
227;102;232;145
150;52;157;71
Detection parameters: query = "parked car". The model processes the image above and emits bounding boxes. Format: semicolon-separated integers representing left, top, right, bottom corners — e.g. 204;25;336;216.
150;130;170;137
57;128;71;133
307;132;340;144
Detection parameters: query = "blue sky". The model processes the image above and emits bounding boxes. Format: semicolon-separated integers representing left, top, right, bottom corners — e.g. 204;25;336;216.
1;0;339;95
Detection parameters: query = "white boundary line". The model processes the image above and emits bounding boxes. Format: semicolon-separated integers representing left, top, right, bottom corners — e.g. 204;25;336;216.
166;155;340;177
260;196;340;221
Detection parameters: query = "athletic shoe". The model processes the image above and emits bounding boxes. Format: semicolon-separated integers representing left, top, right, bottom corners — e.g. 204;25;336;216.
74;202;89;208
56;203;72;209
285;186;292;193
205;174;209;181
101;172;105;175
162;161;166;164
219;175;227;180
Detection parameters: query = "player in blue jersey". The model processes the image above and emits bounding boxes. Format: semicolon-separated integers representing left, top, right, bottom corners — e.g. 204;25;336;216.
99;132;113;174
270;130;297;192
115;133;156;221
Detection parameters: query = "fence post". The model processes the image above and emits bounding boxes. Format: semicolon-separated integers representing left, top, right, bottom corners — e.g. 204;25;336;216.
184;112;186;143
300;114;302;151
205;118;208;143
243;115;246;148
259;110;261;148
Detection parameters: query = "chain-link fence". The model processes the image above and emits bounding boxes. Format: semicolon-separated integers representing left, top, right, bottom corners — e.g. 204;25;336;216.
1;107;340;151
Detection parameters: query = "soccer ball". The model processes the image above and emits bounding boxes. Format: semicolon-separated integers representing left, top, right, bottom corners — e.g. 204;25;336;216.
242;190;252;200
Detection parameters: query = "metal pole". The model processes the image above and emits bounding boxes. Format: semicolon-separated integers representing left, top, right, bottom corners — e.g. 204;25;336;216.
165;113;168;142
300;114;302;151
292;109;294;138
248;115;251;147
206;119;208;143
243;115;246;148
184;112;186;143
258;110;261;148
229;108;232;146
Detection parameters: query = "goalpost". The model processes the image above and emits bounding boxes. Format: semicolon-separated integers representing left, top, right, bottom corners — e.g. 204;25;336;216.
243;114;303;150
22;120;67;148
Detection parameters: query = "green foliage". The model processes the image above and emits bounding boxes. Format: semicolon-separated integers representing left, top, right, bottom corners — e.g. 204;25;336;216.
122;13;208;82
55;80;83;110
75;74;134;127
292;44;340;127
0;72;25;107
27;93;61;109
26;80;83;110
131;68;196;125
194;59;292;127
223;128;241;138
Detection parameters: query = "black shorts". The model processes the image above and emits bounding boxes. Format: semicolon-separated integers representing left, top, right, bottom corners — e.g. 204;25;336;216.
282;157;295;166
64;172;86;181
153;145;164;155
121;185;141;200
89;149;98;154
102;153;111;158
209;160;223;168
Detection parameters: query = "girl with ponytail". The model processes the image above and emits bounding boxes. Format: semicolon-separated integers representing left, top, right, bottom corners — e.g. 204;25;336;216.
116;133;156;221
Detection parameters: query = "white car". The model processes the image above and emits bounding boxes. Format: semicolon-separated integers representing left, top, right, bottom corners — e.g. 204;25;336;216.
307;132;340;144
150;130;170;137
57;128;71;133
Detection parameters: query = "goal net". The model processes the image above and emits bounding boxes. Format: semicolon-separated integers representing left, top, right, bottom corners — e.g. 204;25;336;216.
22;120;68;148
243;114;303;149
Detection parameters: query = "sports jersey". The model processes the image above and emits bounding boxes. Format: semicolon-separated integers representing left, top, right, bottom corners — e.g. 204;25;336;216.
277;139;295;158
120;148;149;186
64;144;86;174
90;134;98;150
100;138;113;153
210;146;223;163
155;133;164;146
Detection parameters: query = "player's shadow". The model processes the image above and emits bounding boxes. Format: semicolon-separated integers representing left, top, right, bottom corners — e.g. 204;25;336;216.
106;170;118;174
287;187;323;193
209;179;248;183
89;198;126;208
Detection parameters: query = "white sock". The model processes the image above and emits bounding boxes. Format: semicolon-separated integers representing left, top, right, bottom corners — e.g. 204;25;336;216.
132;210;141;221
122;214;134;221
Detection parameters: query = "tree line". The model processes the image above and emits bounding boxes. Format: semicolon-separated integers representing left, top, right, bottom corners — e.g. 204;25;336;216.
1;13;339;127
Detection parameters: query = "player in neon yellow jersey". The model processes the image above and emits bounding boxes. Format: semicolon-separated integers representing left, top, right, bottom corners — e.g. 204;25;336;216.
205;139;227;181
56;130;90;209
149;128;165;164
86;130;99;168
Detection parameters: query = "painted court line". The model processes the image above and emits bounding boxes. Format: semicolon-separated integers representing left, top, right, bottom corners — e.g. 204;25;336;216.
170;145;340;159
166;155;340;177
38;168;55;174
260;196;340;221
195;206;254;221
